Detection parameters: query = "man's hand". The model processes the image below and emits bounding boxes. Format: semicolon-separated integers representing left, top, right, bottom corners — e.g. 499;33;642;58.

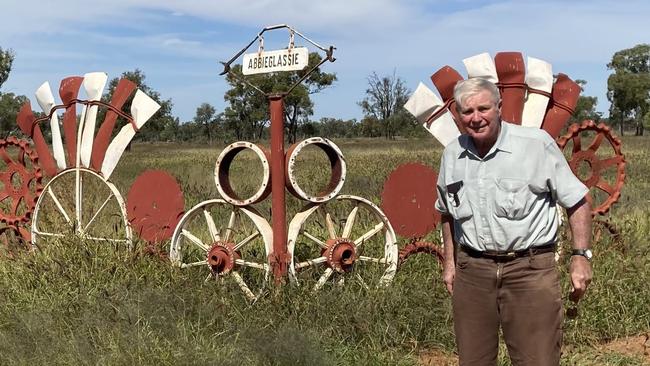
443;262;455;295
569;255;592;302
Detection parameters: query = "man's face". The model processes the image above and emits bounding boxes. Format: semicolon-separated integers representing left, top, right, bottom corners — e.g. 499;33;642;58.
458;90;501;147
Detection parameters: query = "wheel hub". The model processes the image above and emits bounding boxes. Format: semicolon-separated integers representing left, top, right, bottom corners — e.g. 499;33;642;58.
324;238;357;273
206;242;239;275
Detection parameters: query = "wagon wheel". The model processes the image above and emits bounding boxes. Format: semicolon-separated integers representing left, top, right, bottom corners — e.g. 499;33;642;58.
170;199;273;302
31;168;132;248
0;137;43;227
556;120;626;215
287;195;398;291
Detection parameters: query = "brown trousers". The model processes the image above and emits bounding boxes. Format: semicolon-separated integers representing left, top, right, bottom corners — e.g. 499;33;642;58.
452;250;563;366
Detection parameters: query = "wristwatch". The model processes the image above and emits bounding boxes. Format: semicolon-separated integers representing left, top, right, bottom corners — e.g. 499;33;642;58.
571;248;593;261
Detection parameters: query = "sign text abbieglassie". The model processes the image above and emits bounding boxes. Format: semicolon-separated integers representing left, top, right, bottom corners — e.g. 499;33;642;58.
242;47;308;75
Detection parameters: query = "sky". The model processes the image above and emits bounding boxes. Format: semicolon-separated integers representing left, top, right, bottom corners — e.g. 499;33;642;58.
1;0;648;123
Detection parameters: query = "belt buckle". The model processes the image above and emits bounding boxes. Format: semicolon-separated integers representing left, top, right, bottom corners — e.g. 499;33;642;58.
494;251;516;260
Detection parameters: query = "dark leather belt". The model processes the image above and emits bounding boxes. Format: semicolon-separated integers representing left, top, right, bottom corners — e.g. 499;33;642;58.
460;243;556;262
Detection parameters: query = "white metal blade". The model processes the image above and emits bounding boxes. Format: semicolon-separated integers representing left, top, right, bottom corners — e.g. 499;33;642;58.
522;57;553;128
131;90;160;129
79;72;108;168
463;53;498;83
404;83;460;146
35;82;67;169
100;90;160;179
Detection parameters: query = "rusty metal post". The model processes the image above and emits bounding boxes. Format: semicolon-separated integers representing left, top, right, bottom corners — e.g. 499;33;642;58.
268;93;288;282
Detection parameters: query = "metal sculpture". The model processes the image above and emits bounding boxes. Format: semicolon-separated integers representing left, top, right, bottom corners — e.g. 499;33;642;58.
15;72;161;248
556;120;626;215
126;170;185;246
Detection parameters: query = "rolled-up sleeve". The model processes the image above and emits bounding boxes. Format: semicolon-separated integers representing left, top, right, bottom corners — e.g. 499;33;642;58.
544;139;589;208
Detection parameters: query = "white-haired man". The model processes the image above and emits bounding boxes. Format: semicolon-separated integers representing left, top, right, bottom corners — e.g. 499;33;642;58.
435;78;593;365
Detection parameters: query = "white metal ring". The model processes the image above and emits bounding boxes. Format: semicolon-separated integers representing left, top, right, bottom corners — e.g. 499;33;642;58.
214;141;271;206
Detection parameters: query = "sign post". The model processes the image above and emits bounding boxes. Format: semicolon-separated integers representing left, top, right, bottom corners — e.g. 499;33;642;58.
220;24;335;283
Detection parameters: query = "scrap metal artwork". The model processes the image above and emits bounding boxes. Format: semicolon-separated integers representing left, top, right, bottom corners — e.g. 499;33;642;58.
556;120;626;215
126;170;185;246
10;72;161;248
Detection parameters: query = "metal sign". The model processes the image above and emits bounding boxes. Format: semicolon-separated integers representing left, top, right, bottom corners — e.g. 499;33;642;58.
242;47;309;75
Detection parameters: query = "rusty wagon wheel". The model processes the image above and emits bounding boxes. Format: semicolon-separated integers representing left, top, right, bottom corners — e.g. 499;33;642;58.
287;195;398;291
31;168;131;248
169;199;273;302
556;120;626;215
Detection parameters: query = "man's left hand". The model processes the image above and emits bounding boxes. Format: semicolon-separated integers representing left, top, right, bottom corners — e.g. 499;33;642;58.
569;256;592;302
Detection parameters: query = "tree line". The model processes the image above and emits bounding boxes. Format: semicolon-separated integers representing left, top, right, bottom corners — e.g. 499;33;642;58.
0;45;648;143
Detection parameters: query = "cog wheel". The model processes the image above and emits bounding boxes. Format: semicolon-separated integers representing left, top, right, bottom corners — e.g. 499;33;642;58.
398;240;444;266
0;137;43;226
556;120;626;215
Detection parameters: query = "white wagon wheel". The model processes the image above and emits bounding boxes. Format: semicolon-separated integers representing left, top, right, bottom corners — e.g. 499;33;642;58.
170;199;273;302
287;195;398;291
31;168;131;248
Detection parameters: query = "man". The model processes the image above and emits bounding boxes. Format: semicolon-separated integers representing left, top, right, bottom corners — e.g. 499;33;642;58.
435;78;593;365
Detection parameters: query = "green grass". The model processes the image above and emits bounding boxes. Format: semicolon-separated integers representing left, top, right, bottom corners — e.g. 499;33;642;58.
1;136;649;365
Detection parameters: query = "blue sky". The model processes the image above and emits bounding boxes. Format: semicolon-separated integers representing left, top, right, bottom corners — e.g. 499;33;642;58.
1;0;648;123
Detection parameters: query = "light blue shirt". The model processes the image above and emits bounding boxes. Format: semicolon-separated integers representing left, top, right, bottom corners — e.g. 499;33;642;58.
435;121;588;252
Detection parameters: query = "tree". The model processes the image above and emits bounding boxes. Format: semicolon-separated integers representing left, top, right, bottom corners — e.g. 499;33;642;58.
223;52;336;142
0;47;14;90
607;44;650;136
193;103;219;143
103;69;176;141
570;79;601;123
358;71;412;139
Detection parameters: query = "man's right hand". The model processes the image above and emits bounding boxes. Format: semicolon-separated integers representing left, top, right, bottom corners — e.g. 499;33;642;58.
442;263;455;295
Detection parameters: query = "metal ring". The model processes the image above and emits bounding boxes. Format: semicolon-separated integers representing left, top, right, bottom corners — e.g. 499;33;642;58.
214;141;271;206
285;137;346;203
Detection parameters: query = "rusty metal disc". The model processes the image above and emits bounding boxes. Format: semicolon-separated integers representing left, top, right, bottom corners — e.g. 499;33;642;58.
556;120;626;215
381;163;440;238
285;137;346;203
0;137;43;227
126;170;185;244
398;240;444;266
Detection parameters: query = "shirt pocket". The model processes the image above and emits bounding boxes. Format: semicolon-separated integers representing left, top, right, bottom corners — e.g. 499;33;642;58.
494;178;536;220
446;184;473;221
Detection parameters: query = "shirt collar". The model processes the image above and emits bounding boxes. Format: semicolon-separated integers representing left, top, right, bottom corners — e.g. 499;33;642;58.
458;120;513;159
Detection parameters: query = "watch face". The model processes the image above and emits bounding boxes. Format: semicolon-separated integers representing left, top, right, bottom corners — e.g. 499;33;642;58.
584;249;593;260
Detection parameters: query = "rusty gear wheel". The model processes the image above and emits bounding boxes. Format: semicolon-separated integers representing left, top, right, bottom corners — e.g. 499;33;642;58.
556;120;625;215
398;241;444;266
0;137;43;226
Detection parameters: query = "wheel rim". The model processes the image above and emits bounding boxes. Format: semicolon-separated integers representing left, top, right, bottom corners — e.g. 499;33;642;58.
288;195;398;291
31;168;131;248
170;199;273;302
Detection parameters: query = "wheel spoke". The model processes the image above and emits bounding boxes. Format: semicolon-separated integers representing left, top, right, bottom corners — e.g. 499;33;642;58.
571;134;582;153
358;255;388;264
180;260;207;269
303;231;327;249
32;230;66;238
355;273;370;290
234;259;269;271
47;186;72;224
294;256;327;269
598;155;624;169
233;231;260;251
203;208;220;242
342;205;359;239
83;192;114;232
354;222;385;247
223;210;237;243
231;271;257;301
181;229;209;251
325;212;337;239
83;235;130;243
314;267;334;291
588;132;604;152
